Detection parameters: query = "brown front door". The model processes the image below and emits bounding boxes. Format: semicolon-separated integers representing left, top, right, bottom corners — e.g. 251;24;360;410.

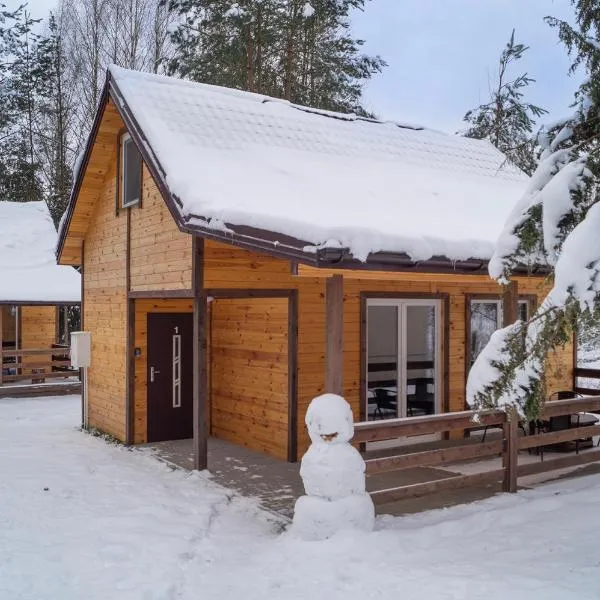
147;313;193;442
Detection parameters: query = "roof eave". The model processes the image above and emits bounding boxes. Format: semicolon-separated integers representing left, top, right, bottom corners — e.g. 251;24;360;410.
59;67;547;279
55;74;112;265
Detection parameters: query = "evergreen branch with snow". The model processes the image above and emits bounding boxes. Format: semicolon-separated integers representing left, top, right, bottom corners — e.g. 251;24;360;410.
468;1;600;420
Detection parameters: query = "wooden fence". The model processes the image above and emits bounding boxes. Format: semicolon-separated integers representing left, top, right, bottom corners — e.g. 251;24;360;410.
353;395;600;505
0;345;78;386
575;367;600;396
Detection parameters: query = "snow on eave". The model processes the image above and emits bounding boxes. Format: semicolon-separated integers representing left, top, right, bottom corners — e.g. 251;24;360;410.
0;200;81;303
103;66;530;267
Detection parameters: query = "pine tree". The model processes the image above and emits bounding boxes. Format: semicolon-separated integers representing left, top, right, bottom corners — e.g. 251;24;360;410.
62;0;175;150
0;6;46;203
36;13;76;225
463;30;547;175
166;0;385;115
467;3;600;419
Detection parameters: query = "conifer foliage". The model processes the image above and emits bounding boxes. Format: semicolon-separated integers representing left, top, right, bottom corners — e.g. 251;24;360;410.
0;0;384;223
467;2;600;419
166;0;386;115
463;30;547;175
0;4;48;204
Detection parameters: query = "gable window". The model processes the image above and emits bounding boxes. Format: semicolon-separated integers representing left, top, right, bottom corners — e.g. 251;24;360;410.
469;298;530;366
120;132;142;208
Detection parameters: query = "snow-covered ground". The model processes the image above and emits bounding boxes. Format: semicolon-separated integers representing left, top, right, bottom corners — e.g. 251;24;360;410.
1;395;599;600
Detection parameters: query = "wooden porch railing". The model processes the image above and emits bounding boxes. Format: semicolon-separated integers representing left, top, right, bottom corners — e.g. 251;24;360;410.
0;345;78;385
353;395;600;505
574;367;600;396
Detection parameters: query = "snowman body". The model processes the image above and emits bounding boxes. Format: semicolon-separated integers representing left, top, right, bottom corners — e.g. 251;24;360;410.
292;394;374;540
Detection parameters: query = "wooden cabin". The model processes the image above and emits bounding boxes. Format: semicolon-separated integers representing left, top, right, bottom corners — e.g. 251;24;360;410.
56;67;573;467
0;201;81;386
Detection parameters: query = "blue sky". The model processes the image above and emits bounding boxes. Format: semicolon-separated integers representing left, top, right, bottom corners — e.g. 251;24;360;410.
352;0;580;131
12;0;581;133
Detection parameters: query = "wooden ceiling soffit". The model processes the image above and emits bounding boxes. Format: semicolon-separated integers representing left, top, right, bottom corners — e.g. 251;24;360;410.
56;78;123;266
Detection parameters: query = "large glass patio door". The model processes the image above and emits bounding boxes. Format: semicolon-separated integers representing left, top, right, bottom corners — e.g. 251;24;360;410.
366;299;441;422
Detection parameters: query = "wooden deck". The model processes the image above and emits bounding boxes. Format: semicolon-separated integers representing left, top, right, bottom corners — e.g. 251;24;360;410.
1;345;80;398
0;381;81;398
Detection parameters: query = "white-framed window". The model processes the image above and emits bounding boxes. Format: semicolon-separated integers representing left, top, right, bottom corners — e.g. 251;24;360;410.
469;299;529;365
120;132;142;208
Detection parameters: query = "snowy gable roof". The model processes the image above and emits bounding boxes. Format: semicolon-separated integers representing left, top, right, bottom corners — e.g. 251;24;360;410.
109;66;529;264
0;201;80;303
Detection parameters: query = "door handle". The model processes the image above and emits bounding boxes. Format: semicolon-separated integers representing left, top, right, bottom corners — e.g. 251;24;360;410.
150;366;161;383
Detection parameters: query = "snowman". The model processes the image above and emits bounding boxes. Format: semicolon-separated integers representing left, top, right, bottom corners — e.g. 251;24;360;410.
291;393;375;541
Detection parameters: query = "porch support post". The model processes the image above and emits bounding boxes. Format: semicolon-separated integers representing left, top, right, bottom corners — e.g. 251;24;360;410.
125;210;134;445
502;412;519;493
502;280;519;492
125;299;135;445
325;274;344;396
80;242;85;428
192;236;208;470
502;280;519;327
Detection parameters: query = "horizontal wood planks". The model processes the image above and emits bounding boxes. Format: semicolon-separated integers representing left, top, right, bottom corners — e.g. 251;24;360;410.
20;306;57;375
84;154;128;441
371;469;505;505
204;240;324;455
69;142;574;459
133;298;193;443
129;165;192;291
210;297;289;459
60;99;125;266
204;241;574;457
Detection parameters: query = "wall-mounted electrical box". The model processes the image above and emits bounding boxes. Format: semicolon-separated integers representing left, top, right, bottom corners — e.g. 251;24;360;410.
71;331;91;368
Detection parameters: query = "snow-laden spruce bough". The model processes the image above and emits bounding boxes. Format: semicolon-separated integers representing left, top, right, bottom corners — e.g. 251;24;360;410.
467;88;600;421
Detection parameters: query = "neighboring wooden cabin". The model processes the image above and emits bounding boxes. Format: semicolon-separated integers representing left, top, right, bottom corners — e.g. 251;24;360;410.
0;201;81;385
57;67;573;466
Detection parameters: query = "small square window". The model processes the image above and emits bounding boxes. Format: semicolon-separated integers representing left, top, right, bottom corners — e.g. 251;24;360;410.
469;298;531;365
120;132;142;208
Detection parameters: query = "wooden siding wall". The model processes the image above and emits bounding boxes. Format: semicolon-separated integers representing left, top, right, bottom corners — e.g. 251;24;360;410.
338;274;573;419
204;241;324;455
59;100;125;266
74;131;573;455
21;306;56;348
129;165;192;291
133;298;193;443
20;306;57;374
79;113;191;441
210;298;289;459
205;245;574;456
84;158;128;440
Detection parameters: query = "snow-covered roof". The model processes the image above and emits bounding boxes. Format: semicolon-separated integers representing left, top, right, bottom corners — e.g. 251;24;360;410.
109;66;529;263
0;201;80;303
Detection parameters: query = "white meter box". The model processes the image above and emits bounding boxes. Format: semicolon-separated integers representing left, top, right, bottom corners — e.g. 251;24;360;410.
71;331;91;368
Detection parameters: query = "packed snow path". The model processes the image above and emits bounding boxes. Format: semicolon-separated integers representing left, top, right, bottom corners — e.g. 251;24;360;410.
1;395;599;600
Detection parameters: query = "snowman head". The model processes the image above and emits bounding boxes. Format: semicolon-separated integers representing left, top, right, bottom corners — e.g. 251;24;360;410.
305;394;354;444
